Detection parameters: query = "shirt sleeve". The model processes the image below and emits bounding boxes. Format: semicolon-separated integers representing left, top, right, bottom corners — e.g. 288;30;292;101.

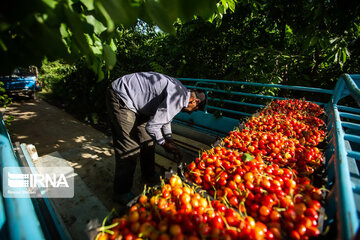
146;122;166;145
145;79;187;145
162;122;172;140
145;102;172;145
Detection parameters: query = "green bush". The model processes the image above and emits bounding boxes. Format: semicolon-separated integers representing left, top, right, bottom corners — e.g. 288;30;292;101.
38;60;76;93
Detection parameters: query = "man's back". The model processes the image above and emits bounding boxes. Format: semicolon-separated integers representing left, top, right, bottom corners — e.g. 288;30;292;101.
111;72;188;116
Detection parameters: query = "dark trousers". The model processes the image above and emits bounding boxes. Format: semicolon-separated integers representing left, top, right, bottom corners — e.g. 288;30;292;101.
106;87;155;194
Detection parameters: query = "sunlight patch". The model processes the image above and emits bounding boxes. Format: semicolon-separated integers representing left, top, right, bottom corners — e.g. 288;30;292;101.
74;136;87;143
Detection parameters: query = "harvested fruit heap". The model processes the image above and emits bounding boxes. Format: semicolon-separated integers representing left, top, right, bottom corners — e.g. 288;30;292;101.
95;175;275;240
184;99;326;239
95;99;327;240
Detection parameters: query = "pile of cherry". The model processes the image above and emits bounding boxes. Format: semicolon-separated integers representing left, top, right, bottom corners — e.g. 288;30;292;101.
184;99;327;239
95;99;327;240
96;175;287;240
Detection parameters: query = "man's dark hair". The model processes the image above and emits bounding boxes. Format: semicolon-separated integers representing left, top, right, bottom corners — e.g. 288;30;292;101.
193;90;207;111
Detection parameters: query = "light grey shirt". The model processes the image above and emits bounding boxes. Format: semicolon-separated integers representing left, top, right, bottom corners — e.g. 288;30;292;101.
111;72;190;145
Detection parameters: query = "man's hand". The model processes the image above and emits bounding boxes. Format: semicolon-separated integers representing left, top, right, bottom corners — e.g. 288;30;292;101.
162;139;182;162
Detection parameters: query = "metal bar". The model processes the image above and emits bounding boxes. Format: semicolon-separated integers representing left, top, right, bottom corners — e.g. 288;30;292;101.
178;78;334;94
185;85;283;100
340;112;360;122
342;121;360;131
353;184;360;194
347;74;360;79
347;150;360;161
332;104;359;239
342;74;360;105
0;114;45;240
338;105;360;114
173;119;229;136
344;133;360;144
209;98;265;109
332;77;347;104
185;85;327;106
207;105;253;117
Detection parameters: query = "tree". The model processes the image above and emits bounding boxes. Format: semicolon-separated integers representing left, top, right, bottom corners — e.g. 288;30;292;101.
0;0;237;77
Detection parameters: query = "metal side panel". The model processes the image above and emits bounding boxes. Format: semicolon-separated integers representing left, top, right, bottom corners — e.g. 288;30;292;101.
15;142;72;240
174;111;240;137
0;113;45;240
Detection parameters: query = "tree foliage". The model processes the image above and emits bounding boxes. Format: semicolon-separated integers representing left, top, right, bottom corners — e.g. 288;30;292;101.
3;0;360;125
0;0;235;77
38;0;360;124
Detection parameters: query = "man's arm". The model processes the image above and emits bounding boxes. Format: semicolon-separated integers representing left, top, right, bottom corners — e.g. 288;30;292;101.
145;120;166;145
162;121;172;140
146;109;182;160
145;99;172;145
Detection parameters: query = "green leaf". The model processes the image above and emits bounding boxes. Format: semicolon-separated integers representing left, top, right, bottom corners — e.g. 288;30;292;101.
86;34;102;55
59;23;70;38
345;48;350;57
354;22;360;37
144;0;176;34
94;1;115;32
334;49;340;63
85;15;106;34
197;0;218;19
341;49;347;64
285;24;293;34
242;153;254;162
109;39;116;52
0;39;7;51
103;44;116;70
218;4;226;15
330;38;338;44
95;0;140;28
319;39;326;49
158;0;181;22
97;68;105;81
42;0;57;9
228;0;236;12
64;5;94;57
80;0;94;10
309;36;317;47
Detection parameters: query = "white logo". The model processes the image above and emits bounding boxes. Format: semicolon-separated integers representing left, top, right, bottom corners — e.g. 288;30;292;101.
8;173;30;187
8;173;69;188
3;167;74;198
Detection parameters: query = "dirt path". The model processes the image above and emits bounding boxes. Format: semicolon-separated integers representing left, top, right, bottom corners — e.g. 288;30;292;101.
1;98;124;209
1;98;110;156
